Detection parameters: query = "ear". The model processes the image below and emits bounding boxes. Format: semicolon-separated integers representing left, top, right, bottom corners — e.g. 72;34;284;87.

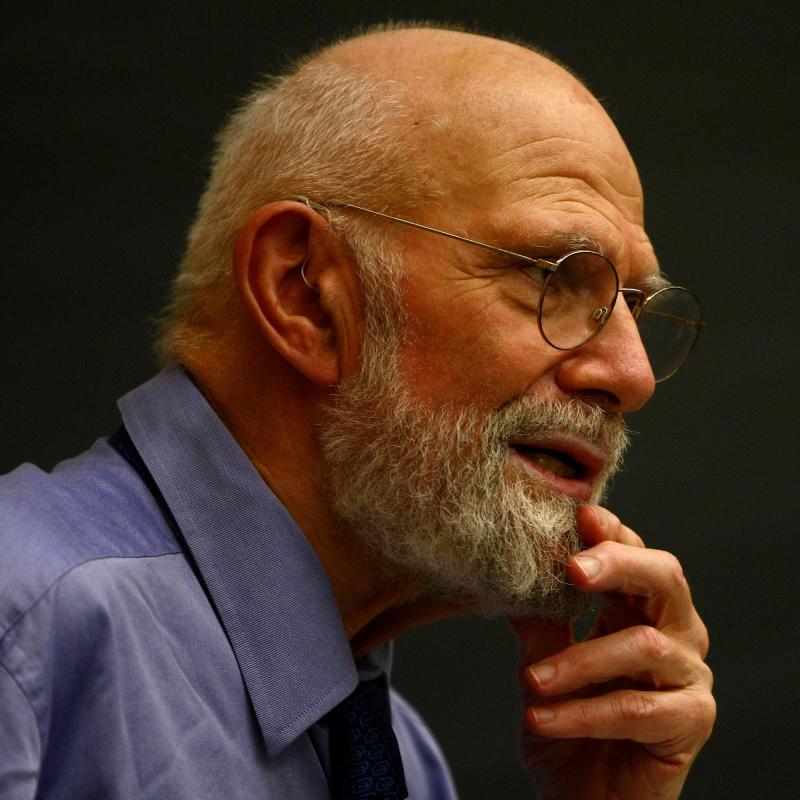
233;200;363;387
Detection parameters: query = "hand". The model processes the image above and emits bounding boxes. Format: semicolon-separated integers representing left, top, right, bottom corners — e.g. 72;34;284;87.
511;505;715;800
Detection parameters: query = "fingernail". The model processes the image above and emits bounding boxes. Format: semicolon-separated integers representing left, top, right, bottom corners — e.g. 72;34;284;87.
533;706;555;724
573;554;601;579
528;663;556;686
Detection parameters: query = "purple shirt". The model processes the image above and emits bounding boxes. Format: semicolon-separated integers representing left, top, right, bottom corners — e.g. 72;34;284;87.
0;366;457;799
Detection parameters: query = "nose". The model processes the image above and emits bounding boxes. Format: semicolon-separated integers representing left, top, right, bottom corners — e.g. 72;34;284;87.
554;300;656;413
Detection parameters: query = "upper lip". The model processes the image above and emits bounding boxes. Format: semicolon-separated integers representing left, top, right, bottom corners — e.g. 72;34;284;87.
508;436;608;482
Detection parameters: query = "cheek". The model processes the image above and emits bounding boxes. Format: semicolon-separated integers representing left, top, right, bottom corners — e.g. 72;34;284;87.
397;306;559;408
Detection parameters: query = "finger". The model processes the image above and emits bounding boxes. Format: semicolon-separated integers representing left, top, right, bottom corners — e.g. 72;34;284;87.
525;686;717;757
567;541;697;633
574;507;649;635
577;504;645;548
524;624;713;698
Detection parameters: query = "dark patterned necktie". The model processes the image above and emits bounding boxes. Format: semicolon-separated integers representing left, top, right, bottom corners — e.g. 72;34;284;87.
327;674;408;800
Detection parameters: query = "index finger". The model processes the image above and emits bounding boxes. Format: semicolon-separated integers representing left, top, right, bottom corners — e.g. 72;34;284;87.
568;541;703;640
578;505;645;548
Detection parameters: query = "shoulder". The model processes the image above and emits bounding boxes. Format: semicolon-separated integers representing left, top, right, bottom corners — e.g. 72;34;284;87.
0;438;180;643
0;439;203;768
391;687;459;800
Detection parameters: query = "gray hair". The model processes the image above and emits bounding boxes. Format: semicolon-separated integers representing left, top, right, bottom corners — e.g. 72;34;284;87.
156;52;441;363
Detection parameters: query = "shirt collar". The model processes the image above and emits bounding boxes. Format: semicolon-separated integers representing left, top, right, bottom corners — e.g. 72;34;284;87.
118;365;378;756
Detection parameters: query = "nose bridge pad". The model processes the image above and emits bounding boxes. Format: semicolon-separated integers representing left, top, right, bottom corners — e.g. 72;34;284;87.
592;306;610;325
610;292;641;329
594;294;647;359
619;288;645;321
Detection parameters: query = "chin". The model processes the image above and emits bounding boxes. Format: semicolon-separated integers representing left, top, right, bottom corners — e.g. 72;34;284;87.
477;583;593;623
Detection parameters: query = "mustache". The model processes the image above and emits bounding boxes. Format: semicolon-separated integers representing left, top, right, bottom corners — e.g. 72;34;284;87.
490;395;630;457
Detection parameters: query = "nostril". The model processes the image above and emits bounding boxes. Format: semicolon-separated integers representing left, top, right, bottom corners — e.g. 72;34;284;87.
576;390;619;412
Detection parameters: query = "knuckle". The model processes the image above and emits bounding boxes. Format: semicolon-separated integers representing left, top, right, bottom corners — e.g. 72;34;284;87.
699;661;715;690
683;690;717;742
695;619;711;658
661;551;687;590
615;691;657;723
632;624;671;662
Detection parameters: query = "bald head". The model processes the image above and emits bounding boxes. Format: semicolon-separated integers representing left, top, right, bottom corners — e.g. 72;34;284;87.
315;28;627;195
315;27;636;205
320;26;569;89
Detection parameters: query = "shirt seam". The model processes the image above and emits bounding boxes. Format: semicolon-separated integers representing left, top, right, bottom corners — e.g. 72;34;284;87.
0;551;182;649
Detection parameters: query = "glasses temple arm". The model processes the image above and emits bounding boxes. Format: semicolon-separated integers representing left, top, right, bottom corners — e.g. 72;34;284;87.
287;195;557;273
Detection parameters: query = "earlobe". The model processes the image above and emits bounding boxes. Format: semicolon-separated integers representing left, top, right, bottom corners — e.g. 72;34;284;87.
233;201;358;388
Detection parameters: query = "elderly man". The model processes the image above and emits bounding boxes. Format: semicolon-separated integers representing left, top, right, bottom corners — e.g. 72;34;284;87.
0;24;714;800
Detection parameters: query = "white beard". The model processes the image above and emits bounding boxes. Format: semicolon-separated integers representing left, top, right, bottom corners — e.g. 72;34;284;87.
320;332;629;621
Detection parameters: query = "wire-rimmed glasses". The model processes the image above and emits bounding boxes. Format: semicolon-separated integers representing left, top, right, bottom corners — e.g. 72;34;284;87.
289;196;704;382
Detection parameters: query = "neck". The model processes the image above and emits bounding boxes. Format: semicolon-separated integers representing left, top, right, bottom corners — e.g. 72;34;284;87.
185;344;461;661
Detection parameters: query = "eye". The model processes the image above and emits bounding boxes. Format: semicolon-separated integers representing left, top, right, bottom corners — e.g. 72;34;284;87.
516;263;550;308
519;263;549;284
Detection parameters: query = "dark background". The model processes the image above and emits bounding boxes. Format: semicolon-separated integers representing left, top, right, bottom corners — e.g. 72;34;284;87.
2;2;797;798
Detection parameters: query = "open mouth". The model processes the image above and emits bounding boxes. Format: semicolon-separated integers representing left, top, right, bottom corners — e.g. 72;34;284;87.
511;445;583;480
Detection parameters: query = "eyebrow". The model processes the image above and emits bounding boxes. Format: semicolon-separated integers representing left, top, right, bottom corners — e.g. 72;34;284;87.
550;230;605;254
436;219;672;292
471;231;600;269
544;229;670;290
639;272;671;292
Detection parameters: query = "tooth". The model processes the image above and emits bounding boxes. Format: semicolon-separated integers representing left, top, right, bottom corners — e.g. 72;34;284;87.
529;452;577;479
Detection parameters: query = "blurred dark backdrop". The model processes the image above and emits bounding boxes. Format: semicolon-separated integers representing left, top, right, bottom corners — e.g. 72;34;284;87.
2;2;798;798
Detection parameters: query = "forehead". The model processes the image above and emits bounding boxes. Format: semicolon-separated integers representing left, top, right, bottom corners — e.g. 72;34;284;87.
408;62;659;283
493;156;658;286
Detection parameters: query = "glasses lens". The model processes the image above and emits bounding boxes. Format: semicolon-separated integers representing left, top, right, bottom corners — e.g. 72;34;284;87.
539;251;619;349
637;287;703;381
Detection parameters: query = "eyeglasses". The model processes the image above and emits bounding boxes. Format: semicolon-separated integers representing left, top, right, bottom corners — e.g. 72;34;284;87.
290;196;704;382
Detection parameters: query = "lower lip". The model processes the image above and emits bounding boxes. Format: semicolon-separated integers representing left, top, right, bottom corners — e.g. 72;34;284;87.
509;449;595;501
